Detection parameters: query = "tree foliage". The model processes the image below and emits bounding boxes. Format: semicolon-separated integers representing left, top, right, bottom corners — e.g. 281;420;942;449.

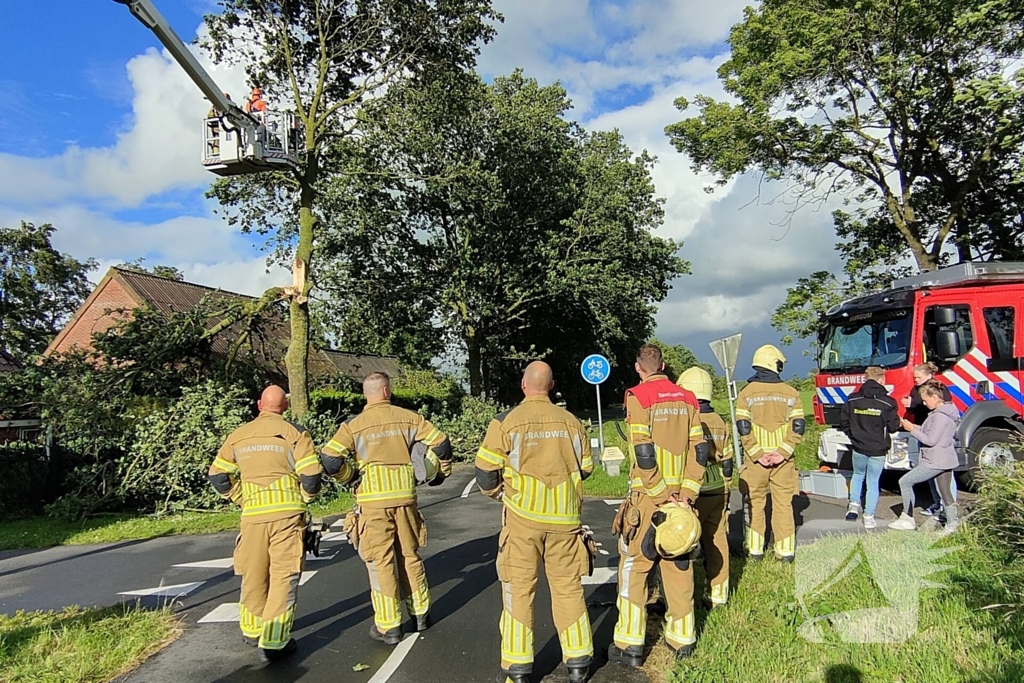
116;258;185;281
666;0;1024;272
0;222;95;361
318;71;687;403
648;338;726;397
201;0;499;417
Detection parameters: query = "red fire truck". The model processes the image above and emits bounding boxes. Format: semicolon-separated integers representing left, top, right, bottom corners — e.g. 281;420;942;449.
814;262;1024;487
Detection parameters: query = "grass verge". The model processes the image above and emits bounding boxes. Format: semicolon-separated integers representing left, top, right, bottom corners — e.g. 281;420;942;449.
635;527;1024;683
0;492;354;552
0;605;181;683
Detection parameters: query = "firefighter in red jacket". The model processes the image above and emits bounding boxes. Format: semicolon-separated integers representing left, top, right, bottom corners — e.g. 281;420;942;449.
609;344;708;666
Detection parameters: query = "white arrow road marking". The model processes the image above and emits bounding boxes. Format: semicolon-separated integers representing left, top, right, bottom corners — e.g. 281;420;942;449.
582;567;617;585
119;582;206;598
198;603;240;624
461;478;477;498
368;633;419;683
604;499;624;506
173;558;234;569
599;549;610;555
299;570;317;586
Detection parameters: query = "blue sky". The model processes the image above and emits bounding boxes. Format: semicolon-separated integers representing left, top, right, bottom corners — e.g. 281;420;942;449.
0;0;836;376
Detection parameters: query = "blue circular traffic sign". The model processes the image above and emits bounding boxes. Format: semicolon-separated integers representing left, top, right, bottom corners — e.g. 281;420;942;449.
581;354;610;385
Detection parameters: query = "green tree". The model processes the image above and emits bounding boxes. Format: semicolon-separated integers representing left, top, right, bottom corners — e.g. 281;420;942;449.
665;0;1024;272
201;0;499;417
318;71;686;402
116;258;185;281
648;338;726;397
0;222;96;362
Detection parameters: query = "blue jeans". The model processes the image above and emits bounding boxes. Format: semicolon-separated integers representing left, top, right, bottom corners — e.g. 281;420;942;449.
849;451;884;516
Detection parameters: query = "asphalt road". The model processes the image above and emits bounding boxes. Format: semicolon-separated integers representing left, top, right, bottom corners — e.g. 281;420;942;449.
0;465;928;683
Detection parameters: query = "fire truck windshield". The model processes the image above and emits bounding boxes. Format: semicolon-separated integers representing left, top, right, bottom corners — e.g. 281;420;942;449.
819;308;913;372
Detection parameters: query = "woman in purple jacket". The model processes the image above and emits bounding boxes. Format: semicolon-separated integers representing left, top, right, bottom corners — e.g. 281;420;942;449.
890;380;960;531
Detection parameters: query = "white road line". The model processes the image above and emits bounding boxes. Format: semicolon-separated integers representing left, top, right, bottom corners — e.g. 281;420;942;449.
299;570;317;586
461;479;477;498
331;519;346;529
599;549;610;555
119;581;206;598
198;603;240;624
173;558;234;569
305;552;338;561
582;567;617;585
604;499;624;506
368;633;419;683
321;531;347;542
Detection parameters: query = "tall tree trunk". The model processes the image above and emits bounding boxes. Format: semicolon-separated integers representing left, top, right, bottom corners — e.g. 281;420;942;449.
467;334;482;397
287;161;317;418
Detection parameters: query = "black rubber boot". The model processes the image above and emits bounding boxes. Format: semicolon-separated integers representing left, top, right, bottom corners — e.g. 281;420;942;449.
566;656;591;682
607;643;643;668
416;612;431;632
368;624;402;645
258;638;296;663
747;553;764;562
495;666;531;683
647;598;667;617
672;643;695;661
776;554;795;564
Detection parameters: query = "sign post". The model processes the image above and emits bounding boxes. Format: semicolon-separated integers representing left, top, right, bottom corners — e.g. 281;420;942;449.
581;354;611;458
709;333;743;469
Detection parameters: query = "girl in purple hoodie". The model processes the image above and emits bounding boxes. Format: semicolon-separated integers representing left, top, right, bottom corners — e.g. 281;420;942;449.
890;380;961;531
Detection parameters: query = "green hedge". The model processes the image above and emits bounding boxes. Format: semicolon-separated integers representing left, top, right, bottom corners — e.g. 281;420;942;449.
310;387;462;421
0;442;49;518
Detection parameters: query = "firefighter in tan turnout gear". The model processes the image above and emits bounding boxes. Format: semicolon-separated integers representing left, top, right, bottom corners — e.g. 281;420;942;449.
320;372;453;644
208;385;322;663
738;345;805;562
475;361;596;683
677;366;733;608
610;345;708;667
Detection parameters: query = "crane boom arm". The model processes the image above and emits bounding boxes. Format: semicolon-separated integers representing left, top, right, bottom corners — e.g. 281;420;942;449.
114;0;253;130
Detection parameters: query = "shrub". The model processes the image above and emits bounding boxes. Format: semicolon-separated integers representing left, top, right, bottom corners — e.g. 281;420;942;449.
117;381;251;513
0;442;49;518
973;460;1024;561
431;395;506;461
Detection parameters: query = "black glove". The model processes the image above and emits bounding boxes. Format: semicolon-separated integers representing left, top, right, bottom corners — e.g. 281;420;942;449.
723;459;734;478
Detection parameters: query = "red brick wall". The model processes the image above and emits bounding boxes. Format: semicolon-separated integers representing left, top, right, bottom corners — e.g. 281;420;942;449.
52;278;137;355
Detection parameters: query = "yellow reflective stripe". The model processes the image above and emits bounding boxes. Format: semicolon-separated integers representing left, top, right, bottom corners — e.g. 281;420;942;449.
503;469;582;525
711;579;730;605
790;407;805;418
424;428;441;444
294;454;319;471
613;596;646;646
656;446;681;485
371;589;402;630
681;479;702;495
355;463;415;504
325;439;349;455
239;603;262;638
665;612;696;648
778;442;795;455
745;525;766;555
240;474;305;517
559;612;593;658
629;423;651;435
689;425;704;439
735;408;752;419
581;454;594;471
404;583;431;616
476;447;505;466
645;479;667;497
774;534;796;557
260;604;296;649
212;457;238;474
701;463;726;492
501;609;534;664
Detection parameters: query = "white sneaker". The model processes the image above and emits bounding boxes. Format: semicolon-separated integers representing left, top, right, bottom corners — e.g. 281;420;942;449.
845;502;861;521
889;513;916;531
863;515;877;529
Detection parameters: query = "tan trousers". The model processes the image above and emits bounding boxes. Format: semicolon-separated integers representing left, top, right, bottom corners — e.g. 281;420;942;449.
357;503;430;633
613;493;696;651
234;514;305;649
695;492;730;605
740;458;798;558
496;512;593;672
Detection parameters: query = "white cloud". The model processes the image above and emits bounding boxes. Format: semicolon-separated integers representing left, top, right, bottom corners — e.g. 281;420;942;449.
0;28;247;208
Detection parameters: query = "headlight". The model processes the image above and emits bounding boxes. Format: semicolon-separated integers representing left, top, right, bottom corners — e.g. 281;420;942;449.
888;438;909;465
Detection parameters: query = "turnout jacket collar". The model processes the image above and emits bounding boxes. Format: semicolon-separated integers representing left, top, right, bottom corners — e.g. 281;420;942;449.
522;395;553;404
748;368;783;384
626;374;698;409
363;398;392;410
698;400;715;414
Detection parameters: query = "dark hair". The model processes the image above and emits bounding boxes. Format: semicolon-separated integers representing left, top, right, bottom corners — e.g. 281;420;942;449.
636;344;663;373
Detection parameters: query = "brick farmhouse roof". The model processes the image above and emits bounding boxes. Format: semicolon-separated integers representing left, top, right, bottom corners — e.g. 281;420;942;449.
46;267;401;383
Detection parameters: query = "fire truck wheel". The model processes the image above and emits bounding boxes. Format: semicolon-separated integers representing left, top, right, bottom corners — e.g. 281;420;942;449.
962;426;1020;491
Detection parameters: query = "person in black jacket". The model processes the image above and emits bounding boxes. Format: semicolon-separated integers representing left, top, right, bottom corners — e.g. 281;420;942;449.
840;367;900;528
